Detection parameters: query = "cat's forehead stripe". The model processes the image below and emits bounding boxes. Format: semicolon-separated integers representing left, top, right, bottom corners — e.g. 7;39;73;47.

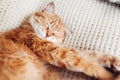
35;12;45;18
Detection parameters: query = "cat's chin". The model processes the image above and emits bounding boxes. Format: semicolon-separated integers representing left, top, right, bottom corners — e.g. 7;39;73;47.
46;36;62;44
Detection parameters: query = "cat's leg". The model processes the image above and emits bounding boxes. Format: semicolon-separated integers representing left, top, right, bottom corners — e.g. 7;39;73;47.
30;37;114;80
83;50;120;71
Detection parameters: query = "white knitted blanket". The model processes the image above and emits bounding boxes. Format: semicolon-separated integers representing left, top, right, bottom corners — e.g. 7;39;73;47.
0;0;120;79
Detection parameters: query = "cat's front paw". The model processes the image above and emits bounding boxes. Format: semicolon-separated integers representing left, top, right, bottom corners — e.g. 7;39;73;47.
103;55;120;71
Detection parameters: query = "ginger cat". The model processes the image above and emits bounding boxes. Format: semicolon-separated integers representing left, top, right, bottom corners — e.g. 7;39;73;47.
0;1;120;80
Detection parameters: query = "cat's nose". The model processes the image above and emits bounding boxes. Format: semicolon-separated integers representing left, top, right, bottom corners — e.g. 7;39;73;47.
46;31;54;37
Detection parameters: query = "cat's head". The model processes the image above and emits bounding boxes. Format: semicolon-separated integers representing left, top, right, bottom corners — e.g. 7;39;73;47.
29;1;71;44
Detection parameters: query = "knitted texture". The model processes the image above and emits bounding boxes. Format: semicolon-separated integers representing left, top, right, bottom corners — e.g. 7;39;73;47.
0;0;120;79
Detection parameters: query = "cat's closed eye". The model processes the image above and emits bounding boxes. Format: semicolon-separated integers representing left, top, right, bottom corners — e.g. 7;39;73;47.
50;20;57;24
49;20;58;31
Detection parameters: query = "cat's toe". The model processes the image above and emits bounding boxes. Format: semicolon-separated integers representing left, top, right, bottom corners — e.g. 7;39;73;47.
103;55;113;67
113;60;120;71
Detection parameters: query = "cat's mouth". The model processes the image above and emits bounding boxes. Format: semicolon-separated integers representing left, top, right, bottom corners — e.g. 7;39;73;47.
46;29;63;44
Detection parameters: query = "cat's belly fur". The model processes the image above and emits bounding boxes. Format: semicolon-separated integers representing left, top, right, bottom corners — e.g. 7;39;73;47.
0;39;47;80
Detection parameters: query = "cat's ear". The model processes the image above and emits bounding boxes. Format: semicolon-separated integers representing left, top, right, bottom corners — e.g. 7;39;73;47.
65;28;73;36
43;1;55;13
